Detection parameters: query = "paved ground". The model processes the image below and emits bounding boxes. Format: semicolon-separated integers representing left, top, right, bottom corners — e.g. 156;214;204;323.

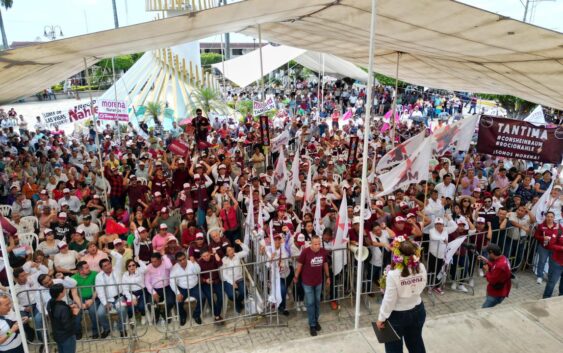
63;270;552;353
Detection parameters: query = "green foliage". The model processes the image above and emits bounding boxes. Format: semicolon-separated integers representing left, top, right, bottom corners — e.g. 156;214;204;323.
375;73;407;88
477;93;535;117
188;86;228;117
236;100;253;117
97;54;142;72
145;101;163;125
201;53;224;69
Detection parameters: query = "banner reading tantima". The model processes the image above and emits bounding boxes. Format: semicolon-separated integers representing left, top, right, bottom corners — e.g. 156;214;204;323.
253;97;276;116
376;139;432;197
477;115;563;164
376;130;425;172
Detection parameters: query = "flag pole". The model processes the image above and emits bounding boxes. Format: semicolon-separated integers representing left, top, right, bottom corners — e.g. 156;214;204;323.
0;222;31;353
390;52;401;147
355;0;378;330
258;24;265;101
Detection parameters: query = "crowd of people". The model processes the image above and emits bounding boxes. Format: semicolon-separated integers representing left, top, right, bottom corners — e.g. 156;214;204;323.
0;78;561;353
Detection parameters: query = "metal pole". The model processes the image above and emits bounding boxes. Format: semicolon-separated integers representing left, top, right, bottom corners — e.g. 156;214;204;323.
390;52;400;147
354;0;378;330
321;53;325;111
0;222;31;353
523;0;530;22
258;24;265;100
317;52;321;110
84;57;110;211
220;33;227;97
111;0;119;28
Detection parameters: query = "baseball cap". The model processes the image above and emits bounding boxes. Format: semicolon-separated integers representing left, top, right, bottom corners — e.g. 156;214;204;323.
44;228;53;234
434;217;444;224
58;212;67;219
195;232;204;239
278;205;287;211
63;188;70;193
167;236;177;243
297;233;305;242
186;208;194;214
178;158;185;164
352;216;361;224
554;185;562;191
476;217;486;223
474;187;482;192
57;241;68;249
395;216;406;223
406;213;416;219
161;207;168;213
154;191;162;197
183;183;191;189
40;190;48;195
193;174;201;179
159;224;168;229
218;164;226;169
75;229;85;235
93;194;100;199
137;226;147;233
113;239;123;246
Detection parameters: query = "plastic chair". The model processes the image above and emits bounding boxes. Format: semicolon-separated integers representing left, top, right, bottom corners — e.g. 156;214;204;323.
0;205;12;217
20;216;39;232
17;232;38;251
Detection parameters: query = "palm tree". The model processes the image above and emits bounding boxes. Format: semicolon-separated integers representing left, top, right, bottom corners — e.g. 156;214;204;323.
0;0;13;50
189;86;228;118
144;101;163;125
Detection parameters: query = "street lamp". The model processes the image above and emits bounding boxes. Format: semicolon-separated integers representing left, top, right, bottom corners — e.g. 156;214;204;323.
43;25;64;40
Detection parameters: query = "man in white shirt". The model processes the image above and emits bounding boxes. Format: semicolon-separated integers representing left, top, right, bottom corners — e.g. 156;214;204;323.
221;240;250;314
76;215;100;243
95;258;128;336
170;252;201;326
435;174;456;200
35;189;59;216
424;189;445;221
35;274;78;341
57;189;81;214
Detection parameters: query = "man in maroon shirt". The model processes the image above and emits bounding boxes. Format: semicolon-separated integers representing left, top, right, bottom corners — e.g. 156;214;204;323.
294;236;330;336
127;175;149;212
197;249;223;322
479;244;512;308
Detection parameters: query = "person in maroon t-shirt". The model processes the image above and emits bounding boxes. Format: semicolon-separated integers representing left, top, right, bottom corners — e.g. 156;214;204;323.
294;236;330;337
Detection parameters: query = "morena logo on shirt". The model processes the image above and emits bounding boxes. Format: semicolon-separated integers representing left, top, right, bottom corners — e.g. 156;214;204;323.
310;256;324;267
400;276;424;286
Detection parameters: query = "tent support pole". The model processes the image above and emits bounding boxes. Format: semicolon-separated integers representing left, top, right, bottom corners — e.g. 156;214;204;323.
220;32;227;97
355;0;378;330
0;222;32;353
390;51;401;147
321;53;325;111
317;52;321;109
84;57;110;212
258;24;265;100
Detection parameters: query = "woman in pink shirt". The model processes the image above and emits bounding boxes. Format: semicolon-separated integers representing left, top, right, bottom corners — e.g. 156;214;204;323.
152;224;173;252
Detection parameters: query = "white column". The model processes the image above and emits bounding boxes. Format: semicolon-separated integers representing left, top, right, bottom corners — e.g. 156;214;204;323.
355;0;378;330
258;24;265;100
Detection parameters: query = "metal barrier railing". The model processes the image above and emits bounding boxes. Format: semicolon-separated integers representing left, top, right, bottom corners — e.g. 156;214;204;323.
18;282;148;353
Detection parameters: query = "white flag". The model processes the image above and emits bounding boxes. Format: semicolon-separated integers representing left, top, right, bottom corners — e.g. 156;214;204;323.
244;199;254;247
439;235;467;280
274;149;289;191
333;195;349;276
532;181;554;224
302;161;313;213
284;150;300;205
376;139;432;197
524;105;546;126
313;192;324;236
271;130;290;153
267;220;282;309
376;131;425;172
432;115;478;155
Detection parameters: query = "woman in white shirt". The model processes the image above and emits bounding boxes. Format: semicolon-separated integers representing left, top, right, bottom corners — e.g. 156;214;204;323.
121;258;148;325
376;239;427;353
221;240;249;314
53;242;79;276
0;293;25;353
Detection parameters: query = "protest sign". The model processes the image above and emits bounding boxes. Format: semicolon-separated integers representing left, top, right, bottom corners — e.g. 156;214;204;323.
253;97;276;116
97;99;128;121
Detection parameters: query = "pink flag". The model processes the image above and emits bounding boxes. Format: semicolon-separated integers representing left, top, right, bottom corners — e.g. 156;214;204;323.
342;109;353;121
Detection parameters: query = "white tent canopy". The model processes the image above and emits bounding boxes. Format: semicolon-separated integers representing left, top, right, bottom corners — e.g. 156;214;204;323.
212;44;369;87
0;0;562;108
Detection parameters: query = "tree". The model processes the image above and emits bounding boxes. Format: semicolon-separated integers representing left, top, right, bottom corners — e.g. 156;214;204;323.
0;0;13;50
188;86;227;118
144;101;163;125
201;52;224;69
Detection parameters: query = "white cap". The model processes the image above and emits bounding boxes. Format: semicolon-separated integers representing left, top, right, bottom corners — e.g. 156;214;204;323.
113;238;123;245
58;212;67;218
352;216;361;224
474;187;482;192
60;201;69;207
160;223;168;229
137;226;147;233
476;217;486;223
434;217;444;224
193;173;200;179
554;185;562;191
395;216;406;223
297;233;305;241
218;164;226;169
57;241;68;249
186;208;194;214
154;191;162;197
183;182;191;189
178;158;185;164
63;188;70;193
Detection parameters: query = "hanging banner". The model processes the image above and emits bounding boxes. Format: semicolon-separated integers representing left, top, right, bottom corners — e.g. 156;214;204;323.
477;115;563;164
259;115;271;146
169;138;190;156
97;99;129;121
347;136;359;166
253;97;276;116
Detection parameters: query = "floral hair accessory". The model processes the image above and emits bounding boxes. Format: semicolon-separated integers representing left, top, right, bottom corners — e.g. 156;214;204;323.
378;237;422;291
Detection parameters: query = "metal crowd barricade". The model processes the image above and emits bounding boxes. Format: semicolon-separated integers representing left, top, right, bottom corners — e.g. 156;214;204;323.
18;282;148;353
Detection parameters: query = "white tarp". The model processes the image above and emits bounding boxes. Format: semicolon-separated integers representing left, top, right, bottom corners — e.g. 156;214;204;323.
212;44;369;87
0;0;562;109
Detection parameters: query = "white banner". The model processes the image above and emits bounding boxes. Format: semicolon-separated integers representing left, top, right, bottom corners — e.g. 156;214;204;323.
376;131;425;172
523;105;546;126
271;130;290;153
97;99;129;121
41;100;97;129
253;97;276;116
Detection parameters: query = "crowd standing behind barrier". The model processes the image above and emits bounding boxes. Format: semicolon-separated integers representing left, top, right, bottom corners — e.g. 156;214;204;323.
0;82;562;351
